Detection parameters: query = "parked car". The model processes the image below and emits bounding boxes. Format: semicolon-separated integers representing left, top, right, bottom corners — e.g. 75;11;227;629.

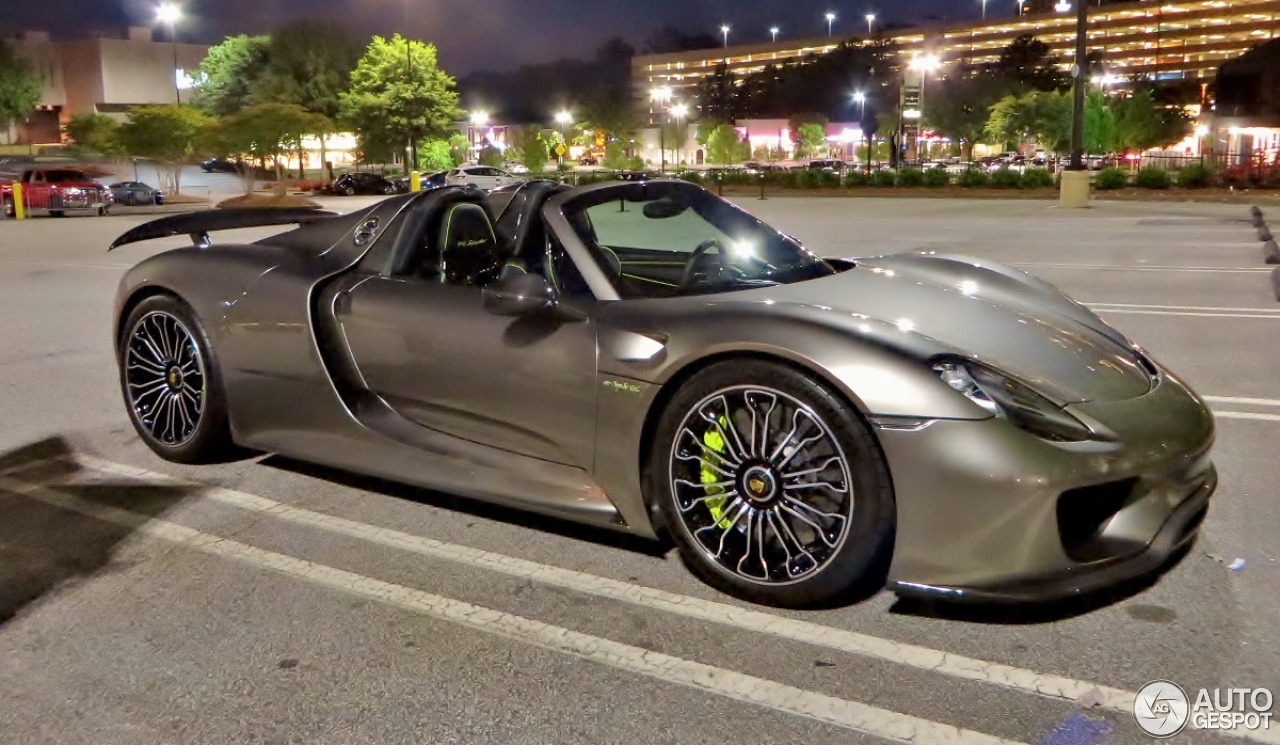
578;156;599;166
328;172;398;196
109;179;1217;608
390;171;447;194
108;181;164;206
2;167;112;218
807;159;847;172
444;165;523;190
201;158;243;174
507;162;531;175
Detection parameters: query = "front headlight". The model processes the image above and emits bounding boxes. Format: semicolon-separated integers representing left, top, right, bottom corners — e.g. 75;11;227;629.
933;359;1093;442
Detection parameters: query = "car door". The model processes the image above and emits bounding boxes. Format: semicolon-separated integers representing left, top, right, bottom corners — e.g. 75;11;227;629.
332;200;598;468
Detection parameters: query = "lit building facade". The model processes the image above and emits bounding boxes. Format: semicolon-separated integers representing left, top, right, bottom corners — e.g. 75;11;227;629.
2;28;208;145
633;0;1280;120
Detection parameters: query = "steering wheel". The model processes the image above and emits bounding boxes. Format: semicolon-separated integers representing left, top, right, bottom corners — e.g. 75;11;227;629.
678;239;729;292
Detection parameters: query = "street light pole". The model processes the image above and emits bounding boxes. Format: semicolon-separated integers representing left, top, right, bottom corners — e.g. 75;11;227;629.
651;87;672;171
826;12;836;37
982;0;988;20
1068;1;1088;171
156;3;181;104
403;2;417;172
770;26;780;43
866;14;876;36
721;25;730;48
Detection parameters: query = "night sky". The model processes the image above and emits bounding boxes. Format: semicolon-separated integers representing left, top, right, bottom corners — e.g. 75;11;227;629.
2;0;996;73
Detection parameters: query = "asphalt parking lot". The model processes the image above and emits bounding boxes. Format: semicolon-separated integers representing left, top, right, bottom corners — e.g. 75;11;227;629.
1;194;1278;744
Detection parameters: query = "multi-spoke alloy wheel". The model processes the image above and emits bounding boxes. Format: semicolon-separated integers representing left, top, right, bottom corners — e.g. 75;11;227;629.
670;385;854;585
118;295;236;463
124;311;206;447
654;360;894;607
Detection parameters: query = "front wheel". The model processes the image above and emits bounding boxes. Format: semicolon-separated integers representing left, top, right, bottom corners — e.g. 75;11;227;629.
118;294;237;463
2;198;13;218
651;360;895;608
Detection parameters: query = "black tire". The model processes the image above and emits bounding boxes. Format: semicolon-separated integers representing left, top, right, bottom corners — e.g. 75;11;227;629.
2;197;13;219
118;294;238;464
49;210;64;218
650;359;895;608
342;185;355;196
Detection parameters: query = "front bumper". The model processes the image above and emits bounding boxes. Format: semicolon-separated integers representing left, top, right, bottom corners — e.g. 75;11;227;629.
878;371;1216;603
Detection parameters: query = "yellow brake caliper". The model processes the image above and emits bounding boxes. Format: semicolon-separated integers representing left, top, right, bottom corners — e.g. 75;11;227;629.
701;417;734;529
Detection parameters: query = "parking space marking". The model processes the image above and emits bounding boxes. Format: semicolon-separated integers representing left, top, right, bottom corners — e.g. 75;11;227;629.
0;258;125;270
55;455;1139;716
1090;309;1280;320
0;472;1026;745
1084;303;1280;315
1212;411;1280;423
1013;263;1270;274
1203;396;1280;408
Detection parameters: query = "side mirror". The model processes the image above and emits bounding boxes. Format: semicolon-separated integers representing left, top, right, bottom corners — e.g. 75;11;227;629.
482;272;557;317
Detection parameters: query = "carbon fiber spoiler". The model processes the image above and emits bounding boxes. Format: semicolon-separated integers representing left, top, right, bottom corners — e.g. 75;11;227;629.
108;207;338;251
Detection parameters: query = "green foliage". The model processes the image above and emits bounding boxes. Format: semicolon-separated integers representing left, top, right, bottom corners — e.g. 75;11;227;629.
869;169;896;187
64;113;120;155
192;35;272;117
701;123;748;165
339;35;460;167
448;133;469;167
1094;167;1129;190
992;35;1067;92
1112;89;1192;151
990;168;1024;188
477;145;504;167
1022;167;1054;188
986;90;1072;152
957;168;991;188
251;19;361;120
897;168;926;187
0;41;42;131
212;103;332;194
508;125;550;173
416;139;454;171
1178;163;1213;188
627;154;645;171
116;105;214;193
923;167;951;187
793;123;829;160
843;169;869;187
925;75;1012;159
1134;167;1172;189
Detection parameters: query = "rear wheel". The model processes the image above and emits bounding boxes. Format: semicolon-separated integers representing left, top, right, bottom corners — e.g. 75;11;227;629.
2;197;13;218
118;295;237;463
651;360;895;608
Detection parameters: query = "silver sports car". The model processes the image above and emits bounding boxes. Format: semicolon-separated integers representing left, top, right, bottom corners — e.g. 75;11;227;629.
110;180;1216;608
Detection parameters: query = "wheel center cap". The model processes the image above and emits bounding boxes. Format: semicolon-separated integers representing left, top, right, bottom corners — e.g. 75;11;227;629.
741;465;778;504
167;366;183;391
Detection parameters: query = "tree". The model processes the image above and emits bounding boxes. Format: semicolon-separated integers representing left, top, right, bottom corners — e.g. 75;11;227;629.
601;141;630;170
986;90;1071;152
1112;88;1191;151
992;35;1067;92
191;35;272;117
477;145;504;167
508;125;550;173
116;105;213;194
925;75;1013;160
698;63;740;124
793;123;829;159
0;41;41;135
700;123;748;165
251;19;360;174
340;34;460;167
64;113;120;155
448;133;470;166
417;139;454;171
211;103;331;194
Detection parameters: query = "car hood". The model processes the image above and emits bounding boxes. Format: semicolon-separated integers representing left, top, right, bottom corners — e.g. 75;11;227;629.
740;254;1153;404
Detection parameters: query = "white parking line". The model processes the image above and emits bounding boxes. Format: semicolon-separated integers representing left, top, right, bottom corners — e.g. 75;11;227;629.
1014;262;1271;274
1091;309;1280;320
65;456;1141;714
0;472;1025;745
1203;396;1280;408
1212;411;1280;423
1084;303;1280;315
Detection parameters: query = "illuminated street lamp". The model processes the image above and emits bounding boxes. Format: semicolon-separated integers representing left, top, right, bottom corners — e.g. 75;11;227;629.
1017;0;1028;15
720;25;730;48
981;0;988;20
865;14;876;35
770;26;780;43
651;87;674;171
670;103;689;167
826;12;837;37
554;110;573;165
156;3;182;103
853;91;867;119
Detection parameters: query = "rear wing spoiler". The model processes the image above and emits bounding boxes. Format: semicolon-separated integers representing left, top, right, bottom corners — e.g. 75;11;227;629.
108;207;338;251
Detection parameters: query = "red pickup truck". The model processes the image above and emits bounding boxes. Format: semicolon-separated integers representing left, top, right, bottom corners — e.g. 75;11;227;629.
2;167;113;218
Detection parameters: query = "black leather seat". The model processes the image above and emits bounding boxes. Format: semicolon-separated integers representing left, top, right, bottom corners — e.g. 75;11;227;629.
437;202;502;286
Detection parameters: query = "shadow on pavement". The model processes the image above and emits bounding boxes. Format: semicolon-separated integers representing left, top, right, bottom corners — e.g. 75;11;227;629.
0;437;194;626
260;455;673;559
887;544;1192;625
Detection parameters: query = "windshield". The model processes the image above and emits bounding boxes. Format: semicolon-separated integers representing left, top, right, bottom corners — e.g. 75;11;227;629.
45;170;93;183
562;182;834;299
